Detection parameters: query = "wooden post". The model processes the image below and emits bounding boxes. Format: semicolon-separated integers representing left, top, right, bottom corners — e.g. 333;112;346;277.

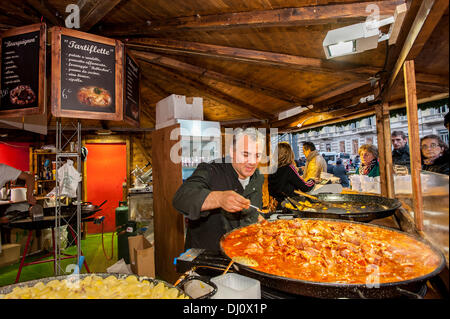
375;102;395;198
152;124;185;283
403;60;423;231
376;104;388;197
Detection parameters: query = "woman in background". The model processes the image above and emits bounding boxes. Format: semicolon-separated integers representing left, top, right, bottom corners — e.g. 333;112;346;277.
268;142;315;209
421;135;449;175
356;144;380;177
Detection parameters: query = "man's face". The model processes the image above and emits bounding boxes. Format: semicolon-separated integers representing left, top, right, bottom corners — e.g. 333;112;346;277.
303;147;310;158
230;135;263;179
391;135;407;150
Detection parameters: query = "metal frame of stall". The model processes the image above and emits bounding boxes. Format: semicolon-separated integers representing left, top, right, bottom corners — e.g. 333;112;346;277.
54;119;82;275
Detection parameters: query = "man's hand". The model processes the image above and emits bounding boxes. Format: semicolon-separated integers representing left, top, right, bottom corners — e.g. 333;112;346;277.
201;190;250;212
217;190;250;212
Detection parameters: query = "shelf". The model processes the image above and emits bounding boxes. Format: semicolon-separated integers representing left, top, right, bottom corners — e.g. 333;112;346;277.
33;151;56;155
36;180;56;183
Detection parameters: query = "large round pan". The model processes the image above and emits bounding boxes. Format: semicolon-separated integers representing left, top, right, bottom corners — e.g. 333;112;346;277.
281;193;402;222
0;273;191;299
220;219;445;299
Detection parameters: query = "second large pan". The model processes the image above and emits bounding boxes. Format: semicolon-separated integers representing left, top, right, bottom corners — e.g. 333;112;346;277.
281;193;402;222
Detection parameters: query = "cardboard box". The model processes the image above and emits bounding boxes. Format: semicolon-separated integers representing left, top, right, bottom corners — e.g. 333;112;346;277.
156;94;203;129
128;235;155;278
0;244;21;268
9;228;40;256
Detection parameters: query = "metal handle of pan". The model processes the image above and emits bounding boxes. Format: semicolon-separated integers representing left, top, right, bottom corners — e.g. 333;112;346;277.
175;275;218;299
395;287;425;299
98;200;107;208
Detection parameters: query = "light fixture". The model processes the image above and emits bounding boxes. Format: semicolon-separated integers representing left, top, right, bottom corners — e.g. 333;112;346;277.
323;16;395;59
95;129;113;135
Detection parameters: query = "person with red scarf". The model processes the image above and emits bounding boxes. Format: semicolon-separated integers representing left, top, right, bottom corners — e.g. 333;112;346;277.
355;144;380;177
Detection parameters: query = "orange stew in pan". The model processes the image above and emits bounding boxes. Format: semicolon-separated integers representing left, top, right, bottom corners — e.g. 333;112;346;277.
221;219;441;284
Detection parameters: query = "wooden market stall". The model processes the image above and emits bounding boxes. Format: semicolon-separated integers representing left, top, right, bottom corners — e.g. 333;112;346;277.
0;0;448;297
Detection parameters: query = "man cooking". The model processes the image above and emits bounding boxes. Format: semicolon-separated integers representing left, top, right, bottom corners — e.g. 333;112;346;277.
391;131;410;171
172;128;265;252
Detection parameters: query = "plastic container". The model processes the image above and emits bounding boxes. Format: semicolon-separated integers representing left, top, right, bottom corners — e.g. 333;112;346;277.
210;273;260;299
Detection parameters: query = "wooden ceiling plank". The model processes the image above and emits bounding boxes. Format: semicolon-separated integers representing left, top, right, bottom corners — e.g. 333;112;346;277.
126;38;381;79
140;62;273;120
100;0;404;36
77;0;123;31
385;0;449;96
25;0;64;26
131;49;307;105
310;81;369;105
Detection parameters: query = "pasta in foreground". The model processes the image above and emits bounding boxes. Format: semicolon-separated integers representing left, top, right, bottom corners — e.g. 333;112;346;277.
0;275;189;299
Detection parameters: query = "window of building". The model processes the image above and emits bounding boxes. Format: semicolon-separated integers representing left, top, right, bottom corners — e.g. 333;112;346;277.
340;141;345;153
352;139;359;154
326;143;331;152
439;129;449;144
436;104;449;114
366;137;373;145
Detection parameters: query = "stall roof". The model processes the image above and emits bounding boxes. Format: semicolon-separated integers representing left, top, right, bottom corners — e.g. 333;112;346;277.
0;0;448;132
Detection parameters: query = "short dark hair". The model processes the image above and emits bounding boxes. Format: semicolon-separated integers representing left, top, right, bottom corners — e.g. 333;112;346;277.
302;142;316;151
336;159;342;165
392;131;407;139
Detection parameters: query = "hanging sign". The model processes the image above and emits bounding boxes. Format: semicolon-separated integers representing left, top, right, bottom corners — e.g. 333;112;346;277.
123;50;140;126
51;27;123;121
0;23;46;118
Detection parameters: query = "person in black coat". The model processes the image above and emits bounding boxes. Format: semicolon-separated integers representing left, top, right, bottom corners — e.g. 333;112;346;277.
391;131;411;171
332;159;350;188
268;142;315;209
421;135;450;175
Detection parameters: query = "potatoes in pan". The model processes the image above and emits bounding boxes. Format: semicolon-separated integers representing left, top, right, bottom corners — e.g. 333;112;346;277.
0;275;189;299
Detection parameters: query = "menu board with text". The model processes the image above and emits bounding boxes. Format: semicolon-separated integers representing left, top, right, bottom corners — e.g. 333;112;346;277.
51;27;123;121
0;23;46;118
123;51;140;126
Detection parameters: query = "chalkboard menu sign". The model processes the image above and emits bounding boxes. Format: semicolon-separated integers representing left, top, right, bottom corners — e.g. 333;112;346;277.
124;50;140;126
0;23;46;118
51;27;123;121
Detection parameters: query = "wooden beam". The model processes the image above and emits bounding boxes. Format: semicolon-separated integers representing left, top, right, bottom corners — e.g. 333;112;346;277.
138;59;273;120
77;0;123;31
403;60;423;231
26;0;64;26
385;0;449;96
126;39;380;79
131;50;307;105
99;0;403;36
415;82;449;93
310;81;369;105
375;102;395;198
273;100;375;130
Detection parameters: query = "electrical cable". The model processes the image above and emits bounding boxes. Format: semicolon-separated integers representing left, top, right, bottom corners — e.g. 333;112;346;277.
101;220;115;260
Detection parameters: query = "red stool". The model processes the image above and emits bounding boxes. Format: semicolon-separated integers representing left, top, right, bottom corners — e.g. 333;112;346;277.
14;227;90;283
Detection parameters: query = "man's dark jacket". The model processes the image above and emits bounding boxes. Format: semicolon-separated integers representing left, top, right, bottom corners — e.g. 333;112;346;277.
392;145;411;170
172;160;264;251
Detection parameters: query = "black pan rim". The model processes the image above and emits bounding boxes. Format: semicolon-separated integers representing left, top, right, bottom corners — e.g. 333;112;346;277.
281;193;402;215
220;217;446;289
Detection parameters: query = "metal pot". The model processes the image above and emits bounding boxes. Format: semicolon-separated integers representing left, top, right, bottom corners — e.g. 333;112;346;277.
219;218;445;299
